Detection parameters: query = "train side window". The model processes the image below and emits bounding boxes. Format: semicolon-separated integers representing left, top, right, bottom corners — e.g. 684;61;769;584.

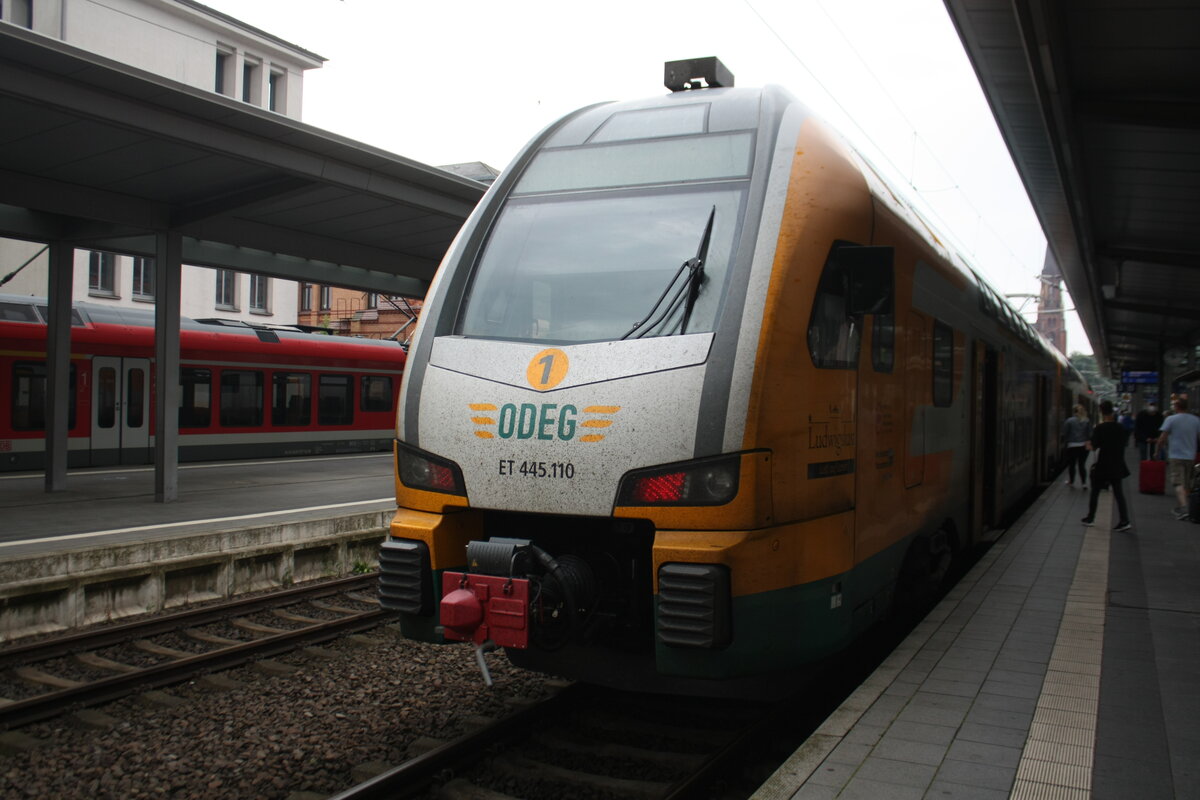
127;368;145;428
179;368;212;428
932;320;953;407
360;375;393;413
0;302;39;322
272;373;312;426
97;366;117;429
872;313;894;373
318;374;354;425
219;370;264;427
807;242;862;369
11;362;77;430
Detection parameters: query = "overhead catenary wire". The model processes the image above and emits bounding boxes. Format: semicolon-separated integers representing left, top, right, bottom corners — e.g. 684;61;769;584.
743;0;1043;285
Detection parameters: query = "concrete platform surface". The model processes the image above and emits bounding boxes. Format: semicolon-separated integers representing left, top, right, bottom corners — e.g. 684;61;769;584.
754;475;1200;800
0;452;395;558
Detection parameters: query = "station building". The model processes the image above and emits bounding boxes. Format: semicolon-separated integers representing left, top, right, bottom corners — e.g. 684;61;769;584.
0;0;322;324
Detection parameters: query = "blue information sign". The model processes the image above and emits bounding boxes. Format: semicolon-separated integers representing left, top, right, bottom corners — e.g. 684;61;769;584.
1121;370;1159;385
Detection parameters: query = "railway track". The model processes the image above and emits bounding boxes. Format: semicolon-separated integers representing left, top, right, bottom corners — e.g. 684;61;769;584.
0;574;395;730
328;682;786;800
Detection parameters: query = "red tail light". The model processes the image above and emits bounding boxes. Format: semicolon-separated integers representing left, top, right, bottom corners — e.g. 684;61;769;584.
631;471;687;503
617;454;741;507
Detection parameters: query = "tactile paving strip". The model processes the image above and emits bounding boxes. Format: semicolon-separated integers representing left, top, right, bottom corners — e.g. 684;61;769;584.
1010;498;1110;798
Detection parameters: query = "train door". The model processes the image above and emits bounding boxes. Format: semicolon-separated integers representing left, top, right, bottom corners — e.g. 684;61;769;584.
91;356;150;466
981;349;999;527
904;312;928;488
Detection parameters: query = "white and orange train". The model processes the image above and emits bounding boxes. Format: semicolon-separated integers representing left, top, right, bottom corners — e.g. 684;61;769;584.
1;294;406;470
380;59;1089;695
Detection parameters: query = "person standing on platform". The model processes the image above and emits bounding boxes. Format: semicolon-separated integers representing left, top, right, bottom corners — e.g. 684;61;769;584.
1062;405;1093;487
1135;403;1164;460
1156;397;1200;520
1082;399;1132;532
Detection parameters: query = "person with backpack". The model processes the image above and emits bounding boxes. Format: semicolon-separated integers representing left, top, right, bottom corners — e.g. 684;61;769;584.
1082;399;1132;532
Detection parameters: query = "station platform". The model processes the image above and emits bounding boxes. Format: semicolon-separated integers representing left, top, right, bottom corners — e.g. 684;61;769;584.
755;475;1200;799
0;453;397;641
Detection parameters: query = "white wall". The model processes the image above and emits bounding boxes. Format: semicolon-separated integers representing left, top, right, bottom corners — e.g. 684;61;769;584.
1;0;321;323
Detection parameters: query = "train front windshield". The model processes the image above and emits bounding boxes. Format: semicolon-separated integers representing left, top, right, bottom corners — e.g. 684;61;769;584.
457;132;752;344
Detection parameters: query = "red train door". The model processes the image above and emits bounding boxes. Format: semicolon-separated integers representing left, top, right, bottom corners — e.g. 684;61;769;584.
92;356;150;465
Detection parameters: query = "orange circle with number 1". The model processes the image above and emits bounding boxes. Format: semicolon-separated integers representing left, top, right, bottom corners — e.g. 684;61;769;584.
527;348;569;390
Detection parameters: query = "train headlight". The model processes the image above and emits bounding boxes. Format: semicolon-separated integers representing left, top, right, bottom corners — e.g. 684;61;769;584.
616;454;740;506
395;440;467;496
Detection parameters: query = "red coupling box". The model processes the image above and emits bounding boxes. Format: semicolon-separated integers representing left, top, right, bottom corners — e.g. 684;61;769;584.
440;572;531;648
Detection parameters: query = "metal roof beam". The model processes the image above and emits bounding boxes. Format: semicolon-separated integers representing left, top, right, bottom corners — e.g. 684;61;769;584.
1100;246;1200;269
1075;95;1200;129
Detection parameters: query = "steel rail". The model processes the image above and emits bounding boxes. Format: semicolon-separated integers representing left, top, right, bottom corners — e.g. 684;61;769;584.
326;682;592;800
0;608;395;730
0;573;378;669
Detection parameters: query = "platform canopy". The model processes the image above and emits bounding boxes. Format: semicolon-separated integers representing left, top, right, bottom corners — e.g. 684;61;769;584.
944;0;1200;377
0;24;485;297
0;23;486;501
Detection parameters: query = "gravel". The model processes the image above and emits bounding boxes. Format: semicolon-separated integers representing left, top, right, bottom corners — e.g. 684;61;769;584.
0;626;555;799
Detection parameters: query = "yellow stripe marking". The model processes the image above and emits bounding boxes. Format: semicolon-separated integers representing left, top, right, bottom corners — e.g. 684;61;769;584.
474;431;495;439
584;405;621;414
582;420;612;428
469;403;497;411
580;434;605;443
471;417;495;425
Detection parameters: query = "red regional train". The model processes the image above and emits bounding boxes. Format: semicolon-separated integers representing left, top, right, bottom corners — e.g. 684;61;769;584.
1;293;406;471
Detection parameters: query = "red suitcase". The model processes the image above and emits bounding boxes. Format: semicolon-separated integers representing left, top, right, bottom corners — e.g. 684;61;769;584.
1139;460;1166;494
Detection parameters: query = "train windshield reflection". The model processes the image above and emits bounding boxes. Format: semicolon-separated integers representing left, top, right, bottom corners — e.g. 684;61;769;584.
457;186;744;344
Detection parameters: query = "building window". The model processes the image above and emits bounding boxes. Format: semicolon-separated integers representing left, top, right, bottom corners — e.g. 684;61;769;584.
365;292;378;309
215;269;237;310
88;252;117;297
132;257;155;301
215;49;231;95
268;70;285;113
7;0;32;28
250;274;269;313
242;60;260;104
319;285;331;311
300;283;312;311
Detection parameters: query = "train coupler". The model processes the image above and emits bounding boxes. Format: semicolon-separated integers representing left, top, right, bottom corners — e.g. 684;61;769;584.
439;571;531;648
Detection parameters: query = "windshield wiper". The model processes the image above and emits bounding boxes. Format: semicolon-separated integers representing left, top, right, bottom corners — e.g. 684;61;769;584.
620;206;716;340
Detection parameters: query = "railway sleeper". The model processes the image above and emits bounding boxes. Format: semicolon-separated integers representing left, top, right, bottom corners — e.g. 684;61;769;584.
73;651;138;674
438;778;523;800
271;608;325;624
11;666;82;690
132;639;191;658
231;617;289;635
183;628;242;646
488;754;669;800
308;599;361;615
531;729;705;771
573;709;732;750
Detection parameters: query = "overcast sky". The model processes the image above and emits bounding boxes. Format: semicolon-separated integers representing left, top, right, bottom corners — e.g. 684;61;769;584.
202;0;1090;354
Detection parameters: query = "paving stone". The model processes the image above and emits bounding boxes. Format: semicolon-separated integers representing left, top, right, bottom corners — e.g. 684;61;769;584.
936;758;1017;791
